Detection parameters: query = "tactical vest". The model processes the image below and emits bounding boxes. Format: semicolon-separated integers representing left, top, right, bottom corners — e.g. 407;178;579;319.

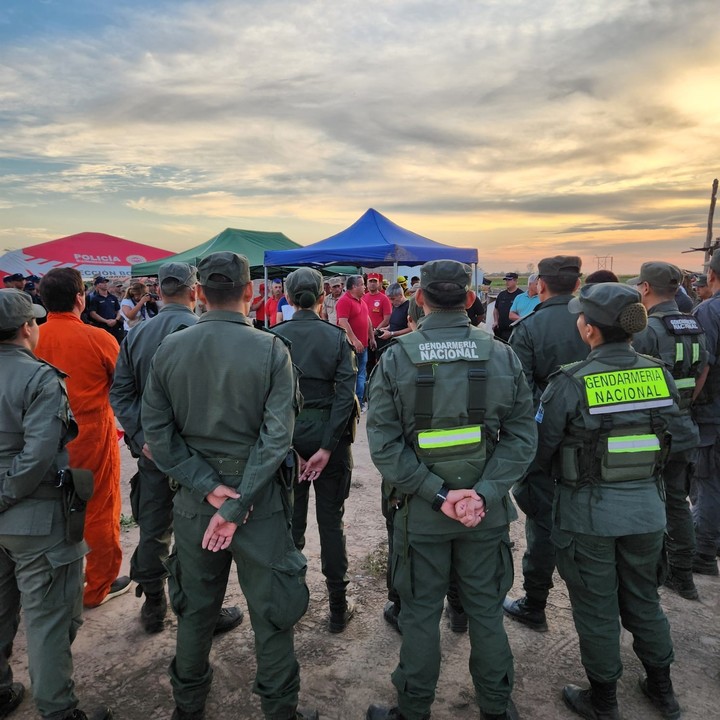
394;328;493;490
648;311;704;410
557;354;672;487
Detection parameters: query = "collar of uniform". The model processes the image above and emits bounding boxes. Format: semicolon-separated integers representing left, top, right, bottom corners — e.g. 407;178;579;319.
158;303;196;316
197;309;252;325
648;300;679;315
535;294;574;311
291;309;319;320
0;343;36;359
586;341;636;362
417;310;470;330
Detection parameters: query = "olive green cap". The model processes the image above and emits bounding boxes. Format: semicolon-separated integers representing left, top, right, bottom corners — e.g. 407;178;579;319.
197;252;250;288
693;274;708;288
0;288;46;331
538;255;582;277
285;267;323;304
568;282;647;332
626;261;681;291
420;260;471;290
158;262;198;288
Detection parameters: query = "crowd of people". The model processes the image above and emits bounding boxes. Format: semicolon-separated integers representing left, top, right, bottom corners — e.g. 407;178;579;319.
1;250;718;720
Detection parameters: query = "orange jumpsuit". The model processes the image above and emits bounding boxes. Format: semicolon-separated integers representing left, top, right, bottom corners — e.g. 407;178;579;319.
35;312;122;607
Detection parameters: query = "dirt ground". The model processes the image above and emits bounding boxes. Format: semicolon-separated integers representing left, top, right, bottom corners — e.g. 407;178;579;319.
9;415;720;720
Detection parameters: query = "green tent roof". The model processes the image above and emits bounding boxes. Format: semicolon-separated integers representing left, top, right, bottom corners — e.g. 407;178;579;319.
131;228;300;279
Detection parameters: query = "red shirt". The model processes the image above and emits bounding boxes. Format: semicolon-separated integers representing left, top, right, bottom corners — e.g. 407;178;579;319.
253;295;266;321
362;291;392;329
265;297;279;326
336;292;370;348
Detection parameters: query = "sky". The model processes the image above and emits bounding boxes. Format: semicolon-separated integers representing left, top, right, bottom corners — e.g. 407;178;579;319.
0;0;718;274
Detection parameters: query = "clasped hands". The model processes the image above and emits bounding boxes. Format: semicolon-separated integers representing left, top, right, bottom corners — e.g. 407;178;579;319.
202;484;251;552
440;488;486;528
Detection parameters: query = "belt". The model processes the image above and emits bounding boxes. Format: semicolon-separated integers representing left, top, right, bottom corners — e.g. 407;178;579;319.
296;407;331;422
205;457;246;477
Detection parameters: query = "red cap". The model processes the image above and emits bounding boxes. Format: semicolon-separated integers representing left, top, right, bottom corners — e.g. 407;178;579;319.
367;272;382;281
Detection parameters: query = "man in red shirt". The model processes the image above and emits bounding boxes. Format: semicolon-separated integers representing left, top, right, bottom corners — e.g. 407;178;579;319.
251;282;266;328
264;278;283;327
336;275;376;404
363;273;391;379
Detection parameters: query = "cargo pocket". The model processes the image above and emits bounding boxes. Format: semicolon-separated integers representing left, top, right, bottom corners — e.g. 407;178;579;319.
656;538;669;587
43;542;86;607
266;547;309;630
496;535;515;596
164;552;187;618
552;527;585;591
129;471;140;522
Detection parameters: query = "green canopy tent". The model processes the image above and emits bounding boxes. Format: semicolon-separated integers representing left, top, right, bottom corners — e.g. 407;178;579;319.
131;227;301;279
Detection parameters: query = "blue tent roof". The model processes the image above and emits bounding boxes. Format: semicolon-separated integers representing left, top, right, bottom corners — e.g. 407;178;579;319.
264;209;478;268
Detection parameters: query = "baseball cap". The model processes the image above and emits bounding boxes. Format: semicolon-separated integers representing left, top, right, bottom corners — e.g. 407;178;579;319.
158;262;198;288
626;261;681;291
285;267;323;304
503;272;519;281
568;282;647;333
537;256;582;277
5;273;25;283
25;274;41;282
330;276;343;287
420;260;471;291
197;252;250;288
0;288;46;331
693;274;708;288
94;275;110;285
367;272;382;281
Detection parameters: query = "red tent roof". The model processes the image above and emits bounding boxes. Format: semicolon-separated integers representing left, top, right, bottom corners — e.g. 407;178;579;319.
0;232;173;278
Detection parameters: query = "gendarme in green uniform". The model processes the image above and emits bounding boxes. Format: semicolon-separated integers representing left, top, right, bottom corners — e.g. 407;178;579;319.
537;282;685;720
272;267;359;632
0;290;94;719
366;260;537;720
504;256;587;630
630;261;708;599
142;253;312;720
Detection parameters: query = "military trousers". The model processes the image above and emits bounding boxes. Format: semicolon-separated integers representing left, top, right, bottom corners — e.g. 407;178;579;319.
129;454;175;595
166;496;308;719
391;521;514;719
554;528;673;683
0;502;86;718
663;451;697;570
291;438;352;602
691;426;720;556
512;465;555;606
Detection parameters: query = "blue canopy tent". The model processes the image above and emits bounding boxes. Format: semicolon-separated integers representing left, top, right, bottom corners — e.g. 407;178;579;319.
264;209;478;271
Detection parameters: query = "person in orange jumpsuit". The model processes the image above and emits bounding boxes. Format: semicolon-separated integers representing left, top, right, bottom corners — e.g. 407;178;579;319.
35;267;128;608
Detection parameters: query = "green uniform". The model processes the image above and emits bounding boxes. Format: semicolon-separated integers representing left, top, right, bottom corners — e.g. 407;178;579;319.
110;303;199;595
509;294;588;607
537;342;690;682
632;299;707;572
142;310;308;719
367;311;537;719
272;310;358;606
0;344;85;718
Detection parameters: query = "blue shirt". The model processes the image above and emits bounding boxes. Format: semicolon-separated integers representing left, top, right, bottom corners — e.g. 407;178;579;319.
510;292;540;318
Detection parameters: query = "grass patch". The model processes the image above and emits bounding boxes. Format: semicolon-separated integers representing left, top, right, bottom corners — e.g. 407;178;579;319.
362;541;388;578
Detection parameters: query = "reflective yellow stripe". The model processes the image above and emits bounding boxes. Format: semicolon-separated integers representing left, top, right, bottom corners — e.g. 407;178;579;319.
583;368;672;415
608;434;661;453
418;425;482;449
675;377;696;390
692;343;700;363
675;343;684;363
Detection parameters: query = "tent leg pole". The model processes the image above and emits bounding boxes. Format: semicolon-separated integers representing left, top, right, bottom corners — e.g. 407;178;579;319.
264;267;269;329
394;261;398;282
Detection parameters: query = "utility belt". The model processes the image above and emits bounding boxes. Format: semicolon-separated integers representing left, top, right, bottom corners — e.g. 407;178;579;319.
296;407;331;422
28;468;94;543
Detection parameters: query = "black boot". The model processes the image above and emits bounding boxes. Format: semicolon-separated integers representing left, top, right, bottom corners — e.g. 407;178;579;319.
502;595;548;632
562;679;619;720
294;708;319;719
61;708;113;720
691;552;718;576
445;603;468;634
663;567;699;601
170;707;204;720
329;597;355;633
213;606;244;635
639;664;681;720
139;589;168;634
383;601;401;634
480;697;520;719
0;682;24;718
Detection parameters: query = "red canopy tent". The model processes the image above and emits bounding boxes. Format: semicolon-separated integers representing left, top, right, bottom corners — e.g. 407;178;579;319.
0;232;173;279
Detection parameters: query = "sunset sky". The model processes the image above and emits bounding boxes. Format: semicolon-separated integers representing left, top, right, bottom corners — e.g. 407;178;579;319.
1;0;718;274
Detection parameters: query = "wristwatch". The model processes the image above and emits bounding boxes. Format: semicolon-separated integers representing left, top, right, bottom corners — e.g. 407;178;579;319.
431;485;450;512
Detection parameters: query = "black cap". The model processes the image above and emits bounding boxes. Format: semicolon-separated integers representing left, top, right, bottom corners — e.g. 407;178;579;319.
94;275;110;285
